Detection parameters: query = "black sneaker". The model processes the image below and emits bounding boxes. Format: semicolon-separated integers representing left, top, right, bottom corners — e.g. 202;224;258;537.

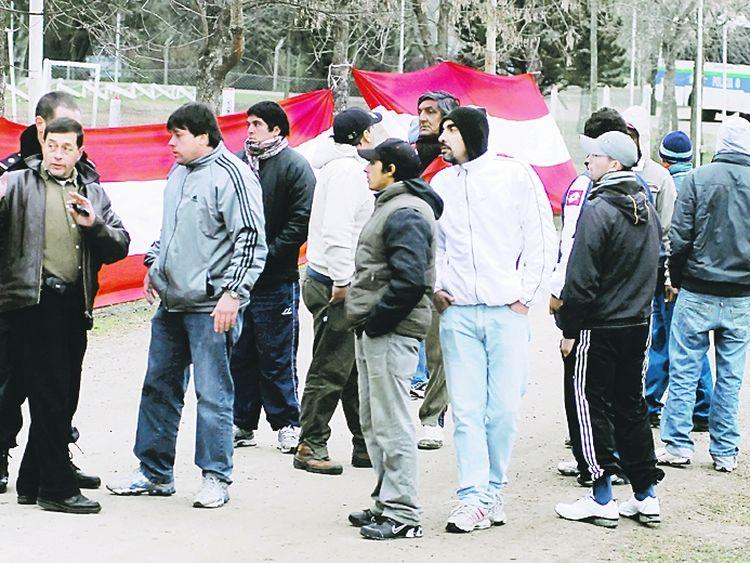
348;508;379;527
360;517;423;540
692;418;709;433
0;449;8;494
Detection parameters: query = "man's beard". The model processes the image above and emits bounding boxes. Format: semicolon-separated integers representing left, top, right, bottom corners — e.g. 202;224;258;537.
415;134;442;172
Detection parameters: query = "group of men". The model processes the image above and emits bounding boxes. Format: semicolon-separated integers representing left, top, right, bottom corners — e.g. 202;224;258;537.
1;89;748;540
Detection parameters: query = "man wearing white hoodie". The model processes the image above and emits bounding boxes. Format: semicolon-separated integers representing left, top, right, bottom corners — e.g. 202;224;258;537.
432;107;557;533
293;108;381;475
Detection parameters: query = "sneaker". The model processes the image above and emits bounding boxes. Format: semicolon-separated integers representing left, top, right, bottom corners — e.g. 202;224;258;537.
193;474;229;508
233;425;256;448
0;449;8;494
445;503;491;533
577;474;593;487
277;426;299;454
713;456;738;473
360;517;423;540
692;418;710;433
555;494;619;528
349;508;380;527
410;381;428;400
619;494;660;527
417;425;444;450
106;468;175;496
489;495;506;525
655;447;691;467
557;459;579;477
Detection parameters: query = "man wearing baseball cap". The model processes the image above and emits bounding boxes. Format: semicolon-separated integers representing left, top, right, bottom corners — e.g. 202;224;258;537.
345;138;443;540
555;131;665;528
294;107;381;476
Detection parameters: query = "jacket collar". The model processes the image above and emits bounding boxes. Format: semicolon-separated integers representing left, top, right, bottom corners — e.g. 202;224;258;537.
713;151;750;167
455;150;493;173
186;142;225;169
374;182;408;207
25;154;99;185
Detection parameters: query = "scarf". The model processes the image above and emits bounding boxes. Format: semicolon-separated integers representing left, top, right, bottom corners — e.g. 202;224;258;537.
244;135;288;177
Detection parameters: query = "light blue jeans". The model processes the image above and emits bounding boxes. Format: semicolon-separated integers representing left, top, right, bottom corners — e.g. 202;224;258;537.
661;289;750;461
440;304;530;508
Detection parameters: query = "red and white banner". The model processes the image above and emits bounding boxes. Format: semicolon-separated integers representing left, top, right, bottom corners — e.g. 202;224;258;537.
353;62;576;212
0;89;334;307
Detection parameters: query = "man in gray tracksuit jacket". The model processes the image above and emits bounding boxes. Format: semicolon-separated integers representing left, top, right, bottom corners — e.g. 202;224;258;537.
108;103;266;509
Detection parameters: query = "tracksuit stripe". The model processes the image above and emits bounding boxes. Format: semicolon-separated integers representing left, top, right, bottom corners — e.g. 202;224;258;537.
574;330;604;480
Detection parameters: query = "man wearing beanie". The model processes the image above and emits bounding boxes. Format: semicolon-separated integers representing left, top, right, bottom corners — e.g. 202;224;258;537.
555;131;664;528
346;138;443;540
658;115;750;473
431;107;557;532
644;131;713;435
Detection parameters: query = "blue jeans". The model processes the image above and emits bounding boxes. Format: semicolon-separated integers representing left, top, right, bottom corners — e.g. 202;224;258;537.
646;284;713;420
661;289;750;460
440;305;529;509
231;281;301;431
134;306;240;483
410;343;429;386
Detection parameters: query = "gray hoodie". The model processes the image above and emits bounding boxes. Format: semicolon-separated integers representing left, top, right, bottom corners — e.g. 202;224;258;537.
145;142;267;312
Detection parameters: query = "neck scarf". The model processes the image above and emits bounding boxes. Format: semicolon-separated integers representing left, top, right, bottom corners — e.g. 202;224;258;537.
244;135;288;177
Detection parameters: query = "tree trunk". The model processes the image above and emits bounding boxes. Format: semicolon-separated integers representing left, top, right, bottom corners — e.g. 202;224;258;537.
589;0;598;114
330;17;351;113
195;0;244;113
0;12;7;117
412;0;437;64
485;0;497;74
657;41;678;158
436;0;451;60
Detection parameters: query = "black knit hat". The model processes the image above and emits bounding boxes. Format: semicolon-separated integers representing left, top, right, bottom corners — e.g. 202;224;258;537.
441;107;489;161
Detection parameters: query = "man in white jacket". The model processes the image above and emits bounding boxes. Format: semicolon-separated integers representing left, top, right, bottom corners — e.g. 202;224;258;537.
431;107;557;533
294;108;381;475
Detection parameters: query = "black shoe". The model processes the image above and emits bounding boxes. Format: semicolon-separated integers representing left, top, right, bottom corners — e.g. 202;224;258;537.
692;418;709;433
360;517;423;540
348;508;379;527
351;451;372;468
0;449;8;494
70;460;101;489
649;413;661;429
564;437;572;449
577;474;593;487
37;494;101;514
17;494;37;505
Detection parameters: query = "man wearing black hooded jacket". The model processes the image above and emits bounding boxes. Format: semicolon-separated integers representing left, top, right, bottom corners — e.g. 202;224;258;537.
0;92;101;494
555;131;665;529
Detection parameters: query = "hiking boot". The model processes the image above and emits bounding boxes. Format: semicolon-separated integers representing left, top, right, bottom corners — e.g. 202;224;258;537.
233;425;257;448
351;450;372;468
713;455;738;473
305;458;343;475
445;503;491;533
557;459;579;476
360;517;423;540
277;426;299;454
655;447;691;467
619;494;660;527
555;494;619;528
692;417;709;433
489;495;506;525
293;443;314;470
193;474;229;509
348;508;380;527
417;425;444;450
0;449;8;494
37;494;101;514
106;468;175;496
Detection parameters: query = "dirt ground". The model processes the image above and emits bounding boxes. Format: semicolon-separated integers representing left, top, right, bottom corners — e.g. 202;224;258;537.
3;300;749;562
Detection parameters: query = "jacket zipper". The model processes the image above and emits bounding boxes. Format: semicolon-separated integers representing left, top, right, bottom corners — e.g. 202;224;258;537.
462;170;479;302
161;171;190;310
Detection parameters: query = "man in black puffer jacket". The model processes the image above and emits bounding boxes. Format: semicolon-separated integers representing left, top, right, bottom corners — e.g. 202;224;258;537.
231;101;316;454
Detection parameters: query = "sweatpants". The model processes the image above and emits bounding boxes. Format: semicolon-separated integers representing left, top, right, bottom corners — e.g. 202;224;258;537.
564;325;664;492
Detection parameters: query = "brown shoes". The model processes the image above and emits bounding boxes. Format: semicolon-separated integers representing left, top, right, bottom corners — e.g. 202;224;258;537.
293;443;344;475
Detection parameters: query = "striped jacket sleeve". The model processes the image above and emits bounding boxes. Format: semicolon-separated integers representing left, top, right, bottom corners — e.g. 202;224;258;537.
216;155;267;299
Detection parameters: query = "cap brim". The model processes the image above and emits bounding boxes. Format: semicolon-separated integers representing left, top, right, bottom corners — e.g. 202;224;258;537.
357;148;380;160
579;134;603;156
369;111;383;125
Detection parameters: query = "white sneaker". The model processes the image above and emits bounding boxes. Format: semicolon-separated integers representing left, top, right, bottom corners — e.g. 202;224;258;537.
193;474;229;508
557;459;579;476
106;467;175;496
619;494;660;526
713;456;738;473
555;494;619;528
655;447;691;467
489;495;506;525
277;426;299;454
233;425;256;448
445;503;491;533
417;425;444;450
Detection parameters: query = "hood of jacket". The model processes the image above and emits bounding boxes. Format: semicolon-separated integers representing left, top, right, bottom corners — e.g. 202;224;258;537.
591;171;652;225
374;178;444;219
716;116;750;156
622;106;651;164
310;136;362;169
442;107;489;162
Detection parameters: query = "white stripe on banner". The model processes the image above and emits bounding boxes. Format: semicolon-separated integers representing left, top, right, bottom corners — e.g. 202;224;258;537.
372;106;571;167
573;330;604;481
102;179;166;255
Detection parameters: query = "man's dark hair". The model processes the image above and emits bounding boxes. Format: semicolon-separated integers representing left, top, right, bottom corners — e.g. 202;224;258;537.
44;117;84;148
35;91;80;122
583;107;628;138
167;103;223;148
247;101;290;138
417;91;460;117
